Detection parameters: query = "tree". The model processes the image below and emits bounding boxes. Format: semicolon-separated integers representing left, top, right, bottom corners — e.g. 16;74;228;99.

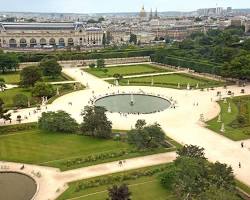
89;63;96;68
13;94;28;108
0;98;11;121
0;78;6;91
198;186;239;200
129;34;137;45
97;59;105;68
0;53;19;73
222;55;250;80
208;162;235;191
161;145;237;200
20;66;42;87
38;111;79;133
135;119;146;129
128;121;166;149
39;58;62;78
243;39;250;51
32;82;55;98
177;145;206;159
173;156;209;199
102;33;107;46
108;184;131;200
80;106;112;138
113;73;123;81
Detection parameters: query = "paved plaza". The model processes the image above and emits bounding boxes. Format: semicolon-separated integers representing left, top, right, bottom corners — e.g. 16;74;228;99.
1;65;250;200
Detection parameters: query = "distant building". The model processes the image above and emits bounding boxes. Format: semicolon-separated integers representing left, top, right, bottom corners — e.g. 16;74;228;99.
0;22;103;48
139;5;147;18
230;19;242;27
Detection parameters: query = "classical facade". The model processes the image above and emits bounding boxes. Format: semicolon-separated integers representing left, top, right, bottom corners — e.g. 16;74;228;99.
0;22;103;48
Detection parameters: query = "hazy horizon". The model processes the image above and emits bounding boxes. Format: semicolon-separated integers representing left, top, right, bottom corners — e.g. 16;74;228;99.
0;0;249;14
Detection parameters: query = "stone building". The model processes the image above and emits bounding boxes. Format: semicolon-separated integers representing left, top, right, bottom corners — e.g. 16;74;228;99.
0;22;103;48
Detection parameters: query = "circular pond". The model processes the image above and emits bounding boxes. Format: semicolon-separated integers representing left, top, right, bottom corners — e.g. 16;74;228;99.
95;94;171;114
0;172;37;200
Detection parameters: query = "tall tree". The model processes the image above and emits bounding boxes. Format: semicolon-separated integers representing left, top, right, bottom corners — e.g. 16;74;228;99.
0;53;19;73
129;34;137;45
39;58;62;78
97;59;105;68
20;66;42;87
0;78;6;91
80;106;112;138
128;121;166;149
108;184;131;200
177;145;206;160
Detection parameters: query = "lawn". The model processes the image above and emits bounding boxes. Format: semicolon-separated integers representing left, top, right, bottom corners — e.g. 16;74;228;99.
57;165;177;200
0;128;173;170
0;72;20;84
0;72;72;85
207;96;250;141
0;129;130;166
84;64;170;78
0;87;32;108
117;73;223;89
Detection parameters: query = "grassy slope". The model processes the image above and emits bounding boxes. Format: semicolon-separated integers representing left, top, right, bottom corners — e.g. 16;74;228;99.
207;97;250;140
84;64;170;78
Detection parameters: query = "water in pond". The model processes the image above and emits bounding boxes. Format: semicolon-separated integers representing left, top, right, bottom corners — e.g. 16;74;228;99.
0;172;37;200
95;94;171;114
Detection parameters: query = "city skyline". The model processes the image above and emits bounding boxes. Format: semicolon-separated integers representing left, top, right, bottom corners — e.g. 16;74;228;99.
0;0;249;14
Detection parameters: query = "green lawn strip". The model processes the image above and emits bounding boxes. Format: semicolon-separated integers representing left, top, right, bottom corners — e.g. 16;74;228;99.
0;72;20;84
114;73;222;89
57;164;176;200
206;96;250;141
84;64;170;78
45;147;172;171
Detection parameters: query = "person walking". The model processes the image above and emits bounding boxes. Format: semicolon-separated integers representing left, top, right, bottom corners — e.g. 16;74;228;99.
241;142;244;148
239;162;241;168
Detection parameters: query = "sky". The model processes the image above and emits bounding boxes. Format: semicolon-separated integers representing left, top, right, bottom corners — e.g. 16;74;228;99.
0;0;249;13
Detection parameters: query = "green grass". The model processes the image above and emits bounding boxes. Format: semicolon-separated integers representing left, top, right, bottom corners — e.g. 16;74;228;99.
0;87;32;108
207;96;250;141
0;72;20;84
84;64;170;78
0;128;173;170
116;73;223;89
57;165;177;200
0;129;130;166
0;72;72;85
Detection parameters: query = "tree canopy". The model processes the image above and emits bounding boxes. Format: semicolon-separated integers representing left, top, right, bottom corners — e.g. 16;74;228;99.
39;58;62;78
108;184;131;200
80;106;112;139
38;111;79;133
127;120;166;149
20;66;42;87
0;53;19;73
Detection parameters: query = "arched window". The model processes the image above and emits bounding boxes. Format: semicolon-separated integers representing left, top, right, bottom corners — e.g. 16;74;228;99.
49;38;56;45
9;39;17;48
68;38;74;46
20;38;27;48
58;38;65;47
40;38;46;46
30;38;37;48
